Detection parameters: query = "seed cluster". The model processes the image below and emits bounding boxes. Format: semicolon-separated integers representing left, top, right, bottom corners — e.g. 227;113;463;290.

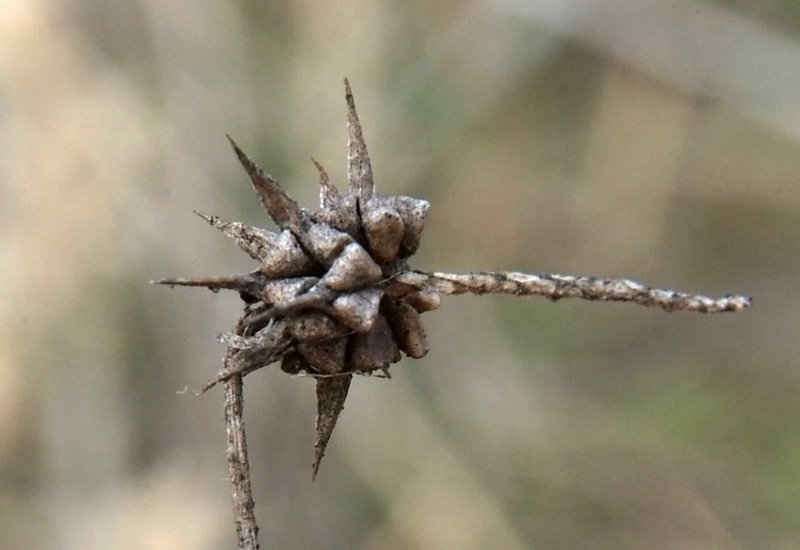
157;81;439;476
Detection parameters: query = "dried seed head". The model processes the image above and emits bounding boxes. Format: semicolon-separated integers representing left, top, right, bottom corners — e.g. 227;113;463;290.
157;82;436;478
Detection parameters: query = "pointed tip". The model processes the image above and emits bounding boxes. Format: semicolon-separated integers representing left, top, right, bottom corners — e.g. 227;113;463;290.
194;210;213;223
343;79;355;113
311;157;330;185
226;135;261;182
311;461;320;482
312;157;341;210
311;157;326;176
194;210;235;232
195;209;234;232
344;80;375;201
226;135;250;169
150;274;257;293
152;278;182;286
312;374;352;480
227;136;309;233
193;211;225;231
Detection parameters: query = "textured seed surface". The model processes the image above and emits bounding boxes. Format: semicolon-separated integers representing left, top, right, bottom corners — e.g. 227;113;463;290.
331;289;383;332
363;203;404;263
176;82;437;477
321;243;383;292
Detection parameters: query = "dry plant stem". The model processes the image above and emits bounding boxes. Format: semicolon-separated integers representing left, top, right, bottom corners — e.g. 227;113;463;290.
224;371;260;550
393;270;751;313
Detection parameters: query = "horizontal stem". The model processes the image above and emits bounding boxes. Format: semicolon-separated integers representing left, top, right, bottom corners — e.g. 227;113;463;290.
394;270;751;314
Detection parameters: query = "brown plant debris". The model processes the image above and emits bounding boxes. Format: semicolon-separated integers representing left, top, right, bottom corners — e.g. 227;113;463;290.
154;79;751;481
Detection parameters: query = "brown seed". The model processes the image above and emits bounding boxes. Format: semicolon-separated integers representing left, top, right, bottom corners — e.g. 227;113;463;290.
406;290;441;312
384;298;429;358
321;242;383;292
259;230;317;277
330;288;383;332
362;201;404;263
306;223;353;265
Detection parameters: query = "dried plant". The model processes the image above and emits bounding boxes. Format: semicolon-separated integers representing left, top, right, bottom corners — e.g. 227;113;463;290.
154;80;750;549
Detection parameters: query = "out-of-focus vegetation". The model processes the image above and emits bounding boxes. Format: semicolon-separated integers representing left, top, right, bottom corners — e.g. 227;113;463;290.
1;1;798;548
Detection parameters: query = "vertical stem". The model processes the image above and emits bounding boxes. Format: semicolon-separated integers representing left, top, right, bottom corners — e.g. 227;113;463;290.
224;371;260;549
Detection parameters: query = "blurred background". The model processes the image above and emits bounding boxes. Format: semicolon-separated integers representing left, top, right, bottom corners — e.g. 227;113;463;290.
1;0;798;548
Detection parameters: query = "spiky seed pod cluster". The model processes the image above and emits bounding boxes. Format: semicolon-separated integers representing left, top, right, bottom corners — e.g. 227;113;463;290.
156;80;441;476
161;81;436;379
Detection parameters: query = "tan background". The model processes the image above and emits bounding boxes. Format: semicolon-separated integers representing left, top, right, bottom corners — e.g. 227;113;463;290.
1;1;798;548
